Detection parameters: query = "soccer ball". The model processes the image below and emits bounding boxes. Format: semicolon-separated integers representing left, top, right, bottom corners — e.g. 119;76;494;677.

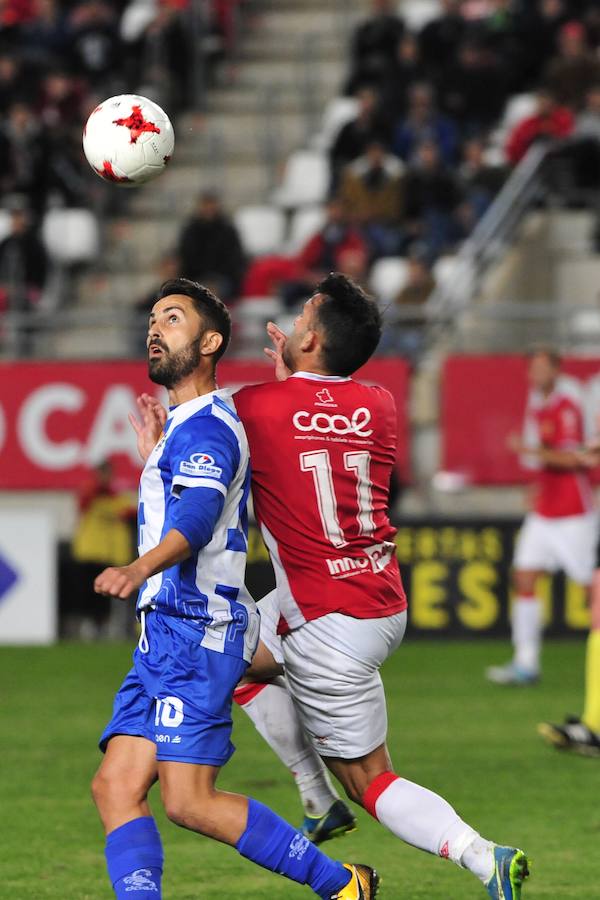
82;94;175;187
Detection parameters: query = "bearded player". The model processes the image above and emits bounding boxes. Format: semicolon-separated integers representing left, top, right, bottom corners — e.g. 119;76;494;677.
233;273;530;899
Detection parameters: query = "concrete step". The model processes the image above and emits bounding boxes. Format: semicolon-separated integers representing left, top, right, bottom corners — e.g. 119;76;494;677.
247;9;349;35
548;209;594;255
239;32;349;61
231;57;344;91
252;0;367;10
176;111;313;163
556;257;600;306
205;84;331;115
127;162;274;215
77;271;160;307
102;218;182;272
49;323;131;359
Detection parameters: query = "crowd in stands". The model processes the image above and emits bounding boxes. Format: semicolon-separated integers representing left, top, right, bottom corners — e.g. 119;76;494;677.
3;0;600;364
215;0;600;363
0;0;237;347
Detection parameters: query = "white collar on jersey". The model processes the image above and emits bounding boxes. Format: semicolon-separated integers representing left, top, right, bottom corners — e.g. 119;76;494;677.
290;371;351;383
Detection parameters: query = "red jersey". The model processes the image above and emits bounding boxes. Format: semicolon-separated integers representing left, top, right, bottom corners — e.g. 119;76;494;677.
525;390;594;518
234;373;407;630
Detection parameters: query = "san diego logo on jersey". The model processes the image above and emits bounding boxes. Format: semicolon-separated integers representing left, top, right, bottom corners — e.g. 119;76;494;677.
179;452;223;478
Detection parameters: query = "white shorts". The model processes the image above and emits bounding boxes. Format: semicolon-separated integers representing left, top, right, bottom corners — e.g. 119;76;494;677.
513;511;599;585
258;591;407;758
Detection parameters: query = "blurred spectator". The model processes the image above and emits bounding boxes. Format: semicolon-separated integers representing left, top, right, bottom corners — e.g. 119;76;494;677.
379;245;435;362
380;32;429;123
280;198;369;308
177;190;246;303
64;459;136;639
0;102;50;215
22;0;69;66
437;38;509;135
576;81;600;141
419;0;467;80
0;51;31;115
37;67;85;133
0;197;48;354
347;0;404;92
128;0;193;111
337;140;405;257
66;0;123;93
505;87;574;165
403;139;463;261
457;136;506;227
543;19;600;111
0;198;48;304
329;86;390;190
513;0;570;88
392;82;458;165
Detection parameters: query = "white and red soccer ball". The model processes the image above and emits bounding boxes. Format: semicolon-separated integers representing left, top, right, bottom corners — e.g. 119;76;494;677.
82;94;175;187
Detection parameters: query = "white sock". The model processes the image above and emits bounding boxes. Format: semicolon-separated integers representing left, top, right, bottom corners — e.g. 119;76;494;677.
512;596;542;673
234;678;339;817
364;774;494;882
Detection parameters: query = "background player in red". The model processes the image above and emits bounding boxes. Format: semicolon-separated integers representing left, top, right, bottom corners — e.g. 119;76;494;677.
234;273;530;899
486;348;599;686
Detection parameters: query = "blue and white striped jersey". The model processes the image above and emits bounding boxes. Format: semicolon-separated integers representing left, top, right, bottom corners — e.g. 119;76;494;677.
136;388;259;663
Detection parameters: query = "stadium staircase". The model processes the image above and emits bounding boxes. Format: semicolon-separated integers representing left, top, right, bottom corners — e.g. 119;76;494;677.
52;0;370;358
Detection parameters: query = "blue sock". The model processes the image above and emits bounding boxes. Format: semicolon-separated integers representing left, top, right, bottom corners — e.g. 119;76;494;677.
236;799;350;899
105;816;164;898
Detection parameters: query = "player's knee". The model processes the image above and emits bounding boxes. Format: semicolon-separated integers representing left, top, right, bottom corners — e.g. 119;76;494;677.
91;766;145;811
162;792;212;834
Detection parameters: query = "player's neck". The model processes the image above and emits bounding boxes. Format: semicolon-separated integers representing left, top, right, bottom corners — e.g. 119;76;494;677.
167;370;217;406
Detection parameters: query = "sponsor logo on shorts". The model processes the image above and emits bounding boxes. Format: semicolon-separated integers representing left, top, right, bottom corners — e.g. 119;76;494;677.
292;406;372;437
289;834;310;860
326;542;395;579
124;869;158;892
179;452;223;478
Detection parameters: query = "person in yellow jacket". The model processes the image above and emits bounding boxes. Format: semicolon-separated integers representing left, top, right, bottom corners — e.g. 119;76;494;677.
65;460;136;638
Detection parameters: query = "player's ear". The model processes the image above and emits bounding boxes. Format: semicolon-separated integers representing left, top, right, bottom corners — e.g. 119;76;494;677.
200;330;223;357
300;329;319;352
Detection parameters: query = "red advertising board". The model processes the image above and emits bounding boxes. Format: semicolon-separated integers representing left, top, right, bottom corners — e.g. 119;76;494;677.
442;355;600;484
0;358;410;489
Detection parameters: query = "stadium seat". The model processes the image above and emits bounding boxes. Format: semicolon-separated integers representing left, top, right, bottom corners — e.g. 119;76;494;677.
272;150;330;209
286;205;326;254
233;205;286;257
433;255;475;302
235;296;284;349
369;257;409;302
0;209;13;243
401;0;442;31
487;92;538;162
41;208;100;265
311;96;359;152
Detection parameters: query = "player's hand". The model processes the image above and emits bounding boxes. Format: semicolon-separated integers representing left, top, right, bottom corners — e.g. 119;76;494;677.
507;432;525;454
129;393;168;462
94;563;145;600
264;321;292;381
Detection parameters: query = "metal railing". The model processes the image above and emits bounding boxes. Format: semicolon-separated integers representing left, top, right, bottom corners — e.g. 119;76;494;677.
424;137;600;345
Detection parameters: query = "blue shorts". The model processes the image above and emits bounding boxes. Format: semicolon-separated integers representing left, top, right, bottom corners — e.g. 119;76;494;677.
99;611;249;765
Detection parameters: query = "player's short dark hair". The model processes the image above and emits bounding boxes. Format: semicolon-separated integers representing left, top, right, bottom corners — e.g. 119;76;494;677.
527;344;561;368
314;273;381;376
157;277;231;364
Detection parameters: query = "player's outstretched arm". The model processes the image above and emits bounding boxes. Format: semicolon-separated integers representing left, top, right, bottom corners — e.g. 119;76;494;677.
94;529;191;600
129;393;168;462
264;321;292;381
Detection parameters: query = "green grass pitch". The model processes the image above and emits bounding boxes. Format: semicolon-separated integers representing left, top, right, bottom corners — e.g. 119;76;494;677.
2;638;599;898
